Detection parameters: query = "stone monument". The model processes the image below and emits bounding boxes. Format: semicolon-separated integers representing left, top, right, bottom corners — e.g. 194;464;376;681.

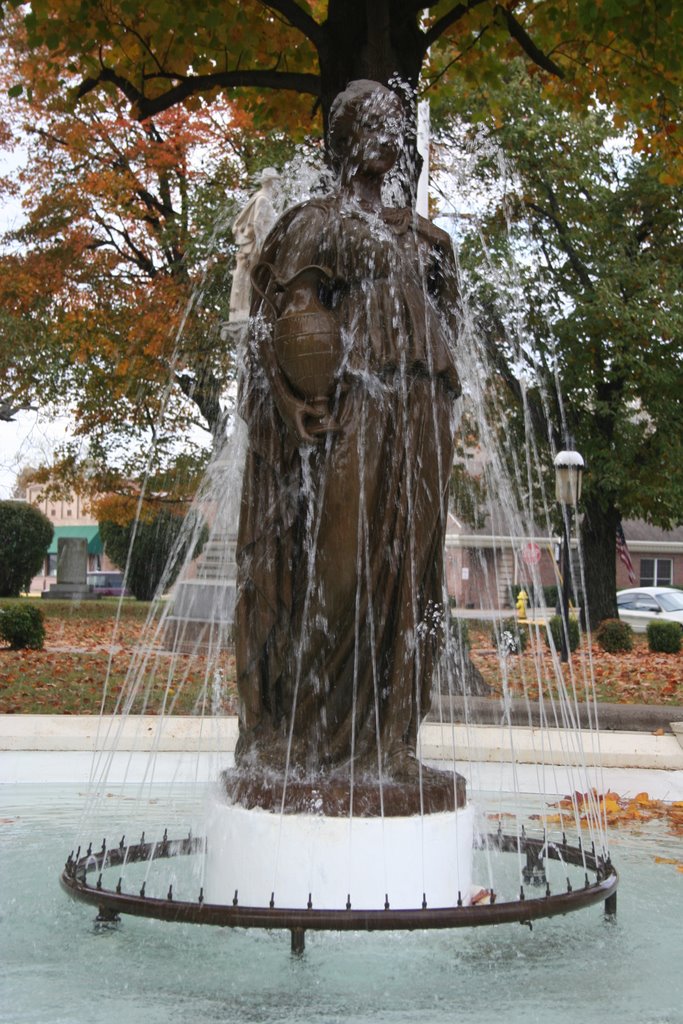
165;171;280;650
42;537;98;600
228;167;280;323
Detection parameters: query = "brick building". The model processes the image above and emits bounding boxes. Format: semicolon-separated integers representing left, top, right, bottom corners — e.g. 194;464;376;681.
445;513;683;610
25;484;118;593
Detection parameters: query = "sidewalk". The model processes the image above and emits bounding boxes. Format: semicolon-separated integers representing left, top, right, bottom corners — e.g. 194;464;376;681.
1;712;682;769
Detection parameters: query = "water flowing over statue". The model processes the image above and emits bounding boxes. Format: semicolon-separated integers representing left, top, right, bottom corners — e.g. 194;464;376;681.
232;81;463;808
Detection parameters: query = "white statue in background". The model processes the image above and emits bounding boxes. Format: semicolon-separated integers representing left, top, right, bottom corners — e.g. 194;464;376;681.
228;167;280;322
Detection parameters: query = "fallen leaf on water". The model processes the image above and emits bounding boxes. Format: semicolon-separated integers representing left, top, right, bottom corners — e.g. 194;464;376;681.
548;789;683;837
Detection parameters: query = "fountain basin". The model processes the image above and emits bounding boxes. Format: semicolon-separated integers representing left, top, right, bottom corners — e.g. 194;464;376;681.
4;778;679;1024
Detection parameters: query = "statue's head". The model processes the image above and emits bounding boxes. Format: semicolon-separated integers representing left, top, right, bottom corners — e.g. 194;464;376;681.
258;167;279;188
329;80;404;174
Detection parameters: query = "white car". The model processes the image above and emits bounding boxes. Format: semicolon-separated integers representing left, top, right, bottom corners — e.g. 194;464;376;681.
616;586;683;633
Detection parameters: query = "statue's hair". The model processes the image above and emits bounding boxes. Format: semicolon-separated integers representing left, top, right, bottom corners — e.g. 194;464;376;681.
328;80;402;156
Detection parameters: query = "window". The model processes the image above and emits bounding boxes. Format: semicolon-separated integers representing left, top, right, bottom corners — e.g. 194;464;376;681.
639;558;672;587
657;591;683;611
617;591;659;611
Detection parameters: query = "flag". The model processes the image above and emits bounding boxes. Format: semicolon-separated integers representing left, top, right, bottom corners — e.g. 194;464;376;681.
616;522;637;584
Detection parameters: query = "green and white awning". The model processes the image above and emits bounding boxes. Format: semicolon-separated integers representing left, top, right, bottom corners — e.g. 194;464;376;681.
46;525;103;556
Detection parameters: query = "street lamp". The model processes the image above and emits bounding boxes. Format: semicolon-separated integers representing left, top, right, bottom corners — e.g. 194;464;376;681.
554;449;585;662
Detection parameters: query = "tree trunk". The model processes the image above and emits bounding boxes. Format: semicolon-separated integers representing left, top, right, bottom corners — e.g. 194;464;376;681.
319;0;424;121
317;0;425;199
580;493;620;629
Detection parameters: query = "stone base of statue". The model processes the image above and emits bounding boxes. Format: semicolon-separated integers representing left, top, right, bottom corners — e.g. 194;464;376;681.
163;578;236;652
204;763;472;911
163;531;237;652
41;582;99;600
220;762;466;817
42;536;99;600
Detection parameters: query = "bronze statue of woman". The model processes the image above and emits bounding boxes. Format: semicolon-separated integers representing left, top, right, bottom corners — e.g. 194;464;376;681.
233;80;462;793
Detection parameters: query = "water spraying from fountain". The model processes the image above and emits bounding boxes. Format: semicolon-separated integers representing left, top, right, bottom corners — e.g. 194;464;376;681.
61;80;618;952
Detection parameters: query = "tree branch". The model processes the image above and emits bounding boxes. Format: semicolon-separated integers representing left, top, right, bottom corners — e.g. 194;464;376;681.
424;23;490;90
422;0;490;51
77;67;321;121
92;213;159;276
134;186;175;219
0;399;36;422
422;2;565;80
258;0;324;49
495;5;565;79
175;369;225;436
526;192;593;290
477;304;556;445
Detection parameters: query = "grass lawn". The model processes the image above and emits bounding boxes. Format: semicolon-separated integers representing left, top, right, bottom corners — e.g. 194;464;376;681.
0;603;680;714
0;598;237;715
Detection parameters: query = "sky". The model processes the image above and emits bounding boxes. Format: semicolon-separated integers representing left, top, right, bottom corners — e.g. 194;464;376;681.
0;145;39;499
0;410;76;498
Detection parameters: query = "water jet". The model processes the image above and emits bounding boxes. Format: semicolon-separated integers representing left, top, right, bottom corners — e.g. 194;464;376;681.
60;80;619;953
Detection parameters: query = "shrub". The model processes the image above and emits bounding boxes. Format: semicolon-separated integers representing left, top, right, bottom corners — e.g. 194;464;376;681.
647;620;682;654
0;602;45;649
99;510;206;601
596;618;634;653
492;618;528;654
0;501;54;597
545;614;580;653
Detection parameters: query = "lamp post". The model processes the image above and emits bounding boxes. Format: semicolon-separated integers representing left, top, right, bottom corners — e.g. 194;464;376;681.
554;450;585;663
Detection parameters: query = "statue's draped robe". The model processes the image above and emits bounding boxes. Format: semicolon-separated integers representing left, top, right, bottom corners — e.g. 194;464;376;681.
235;195;461;774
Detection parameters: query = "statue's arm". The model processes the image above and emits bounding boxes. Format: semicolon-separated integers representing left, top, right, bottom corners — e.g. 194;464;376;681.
416;217;459;312
416;216;462;396
264;349;323;445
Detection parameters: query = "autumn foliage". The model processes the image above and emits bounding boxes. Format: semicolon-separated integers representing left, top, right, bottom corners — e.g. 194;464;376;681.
0;80;241;456
546;789;683;847
8;0;682;180
0;8;306;491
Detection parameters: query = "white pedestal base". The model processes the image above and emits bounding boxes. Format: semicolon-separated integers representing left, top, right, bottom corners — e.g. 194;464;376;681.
204;788;474;911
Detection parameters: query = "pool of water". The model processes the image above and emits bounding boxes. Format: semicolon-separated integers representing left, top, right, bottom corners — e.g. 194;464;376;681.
2;782;681;1024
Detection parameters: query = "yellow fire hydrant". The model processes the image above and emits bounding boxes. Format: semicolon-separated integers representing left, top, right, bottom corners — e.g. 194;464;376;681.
516;588;529;623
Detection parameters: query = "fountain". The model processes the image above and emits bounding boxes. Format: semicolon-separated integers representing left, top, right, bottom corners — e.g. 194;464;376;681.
60;80;617;952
